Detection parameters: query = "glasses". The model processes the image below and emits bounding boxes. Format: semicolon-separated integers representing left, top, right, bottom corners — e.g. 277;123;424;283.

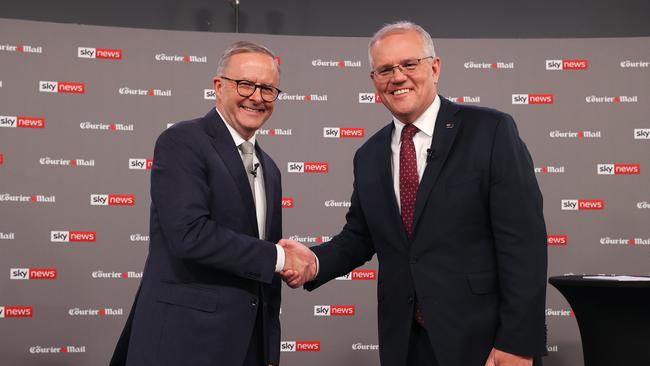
220;76;282;102
371;56;434;80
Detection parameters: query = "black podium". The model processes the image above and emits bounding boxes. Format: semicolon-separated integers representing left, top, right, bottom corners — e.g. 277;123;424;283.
549;275;650;366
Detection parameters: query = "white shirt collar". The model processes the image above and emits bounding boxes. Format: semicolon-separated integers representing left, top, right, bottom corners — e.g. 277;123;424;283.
215;106;257;147
392;94;440;137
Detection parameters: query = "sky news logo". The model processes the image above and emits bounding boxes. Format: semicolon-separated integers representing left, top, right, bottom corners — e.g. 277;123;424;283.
129;158;153;170
287;162;329;173
545;59;588;70
50;231;96;243
281;197;294;208
90;194;135;206
323;127;364;138
281;341;321;352
597;164;640;175
39;81;85;94
77;47;122;60
547;235;568;246
336;270;377;281
10;268;57;280
0;153;3;165
561;199;604;211
635;129;650;139
0;115;45;129
359;92;382;104
0;43;42;53
512;94;554;104
0;306;33;318
314;305;356;316
204;89;215;100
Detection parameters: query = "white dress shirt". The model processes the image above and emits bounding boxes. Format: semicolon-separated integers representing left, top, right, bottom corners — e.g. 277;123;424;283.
390;95;440;212
215;107;285;272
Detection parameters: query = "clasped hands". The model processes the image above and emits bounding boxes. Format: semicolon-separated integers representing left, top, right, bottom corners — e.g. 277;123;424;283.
278;239;317;288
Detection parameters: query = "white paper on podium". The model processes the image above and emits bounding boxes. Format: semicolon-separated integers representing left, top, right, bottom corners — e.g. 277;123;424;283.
582;275;650;281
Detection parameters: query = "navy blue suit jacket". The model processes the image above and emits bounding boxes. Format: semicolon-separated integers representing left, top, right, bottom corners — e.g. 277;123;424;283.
111;109;283;366
306;97;547;366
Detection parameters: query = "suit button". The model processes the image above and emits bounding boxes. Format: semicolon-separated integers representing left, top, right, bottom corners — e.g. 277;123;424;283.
408;296;414;304
251;298;258;306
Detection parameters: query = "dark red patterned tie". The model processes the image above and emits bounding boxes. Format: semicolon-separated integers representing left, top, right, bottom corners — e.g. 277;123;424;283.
400;124;419;239
399;124;426;328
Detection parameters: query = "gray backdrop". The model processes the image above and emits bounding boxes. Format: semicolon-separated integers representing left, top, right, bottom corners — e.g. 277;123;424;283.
0;18;649;366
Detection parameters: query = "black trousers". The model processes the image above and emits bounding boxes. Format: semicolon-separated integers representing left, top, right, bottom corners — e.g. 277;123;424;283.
242;302;264;366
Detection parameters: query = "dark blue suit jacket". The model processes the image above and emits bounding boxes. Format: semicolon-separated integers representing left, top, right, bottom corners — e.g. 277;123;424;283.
111;109;283;366
306;97;547;366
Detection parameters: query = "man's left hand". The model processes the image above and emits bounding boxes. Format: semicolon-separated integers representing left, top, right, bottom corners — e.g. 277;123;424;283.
484;347;532;366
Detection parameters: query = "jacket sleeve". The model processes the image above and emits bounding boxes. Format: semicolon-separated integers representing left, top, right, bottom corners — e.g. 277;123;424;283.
489;114;548;356
150;128;277;284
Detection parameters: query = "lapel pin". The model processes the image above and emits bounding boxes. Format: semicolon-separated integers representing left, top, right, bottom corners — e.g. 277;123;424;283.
445;123;455;129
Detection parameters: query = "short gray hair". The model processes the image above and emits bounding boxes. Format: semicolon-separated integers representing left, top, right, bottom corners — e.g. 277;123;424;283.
368;21;436;68
216;41;280;75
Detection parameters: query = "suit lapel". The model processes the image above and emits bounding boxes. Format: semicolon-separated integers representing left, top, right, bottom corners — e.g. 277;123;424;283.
412;97;461;232
203;109;259;237
375;124;410;248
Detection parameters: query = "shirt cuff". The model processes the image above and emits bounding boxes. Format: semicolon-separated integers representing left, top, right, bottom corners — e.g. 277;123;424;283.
275;244;285;272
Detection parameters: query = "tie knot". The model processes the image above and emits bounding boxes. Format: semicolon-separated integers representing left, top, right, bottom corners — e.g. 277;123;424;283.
239;141;255;155
401;124;419;142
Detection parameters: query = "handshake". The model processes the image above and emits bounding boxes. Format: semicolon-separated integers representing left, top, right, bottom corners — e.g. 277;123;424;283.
278;239;317;288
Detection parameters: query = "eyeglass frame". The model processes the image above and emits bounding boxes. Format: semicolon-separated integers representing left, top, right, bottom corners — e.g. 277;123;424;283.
219;76;283;102
370;56;435;80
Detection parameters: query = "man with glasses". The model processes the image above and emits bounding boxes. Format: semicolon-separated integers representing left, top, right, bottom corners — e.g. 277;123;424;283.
111;41;315;366
283;21;547;366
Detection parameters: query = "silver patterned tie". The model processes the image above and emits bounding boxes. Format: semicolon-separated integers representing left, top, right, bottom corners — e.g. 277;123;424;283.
239;141;256;202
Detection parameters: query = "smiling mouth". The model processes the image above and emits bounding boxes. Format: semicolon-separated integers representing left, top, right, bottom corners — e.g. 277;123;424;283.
391;88;411;95
241;106;265;113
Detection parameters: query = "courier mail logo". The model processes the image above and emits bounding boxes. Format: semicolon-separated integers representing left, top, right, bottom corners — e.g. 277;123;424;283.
50;231;96;243
0;306;33;318
312;59;362;68
336;269;377;281
0;43;43;53
547;235;568;246
512;94;554;104
447;96;481;104
281;197;294;208
586;95;638;103
68;307;124;316
601;237;650;246
464;61;514;69
119;87;171;97
0;115;45;129
90;194;135;206
80;121;134;132
359;92;382;104
288;235;332;244
287;162;329;173
129;158;153;170
534;166;565;174
277;93;328;102
10;268;57;280
29;345;86;354
323;127;365;139
256;128;292;136
545;59;589;70
314;305;356;316
77;47;122;60
155;53;207;63
92;270;143;279
549;130;602;139
281;341;321;352
597;164;640;175
39;81;85;94
561;199;604;211
620;60;649;68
